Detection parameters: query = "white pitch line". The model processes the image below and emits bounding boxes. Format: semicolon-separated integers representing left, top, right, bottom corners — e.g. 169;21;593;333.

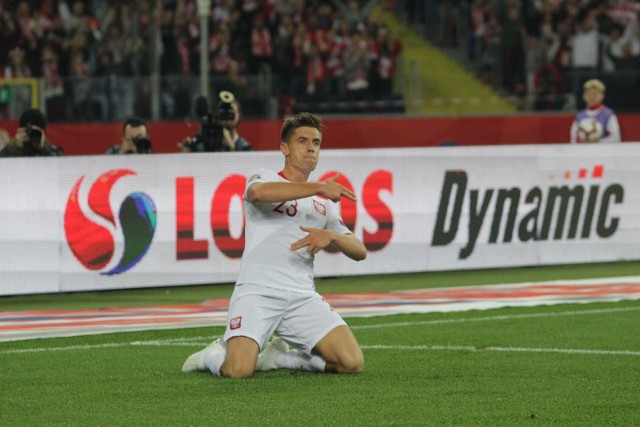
1;342;132;354
485;346;640;356
3;340;639;358
0;339;215;354
350;305;640;330
361;344;640;357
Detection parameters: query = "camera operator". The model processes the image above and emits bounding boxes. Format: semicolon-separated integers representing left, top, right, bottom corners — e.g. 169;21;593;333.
0;108;64;157
178;91;253;153
106;117;153;154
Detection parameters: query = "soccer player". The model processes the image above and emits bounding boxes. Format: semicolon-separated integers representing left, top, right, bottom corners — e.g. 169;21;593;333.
182;112;367;378
570;79;621;144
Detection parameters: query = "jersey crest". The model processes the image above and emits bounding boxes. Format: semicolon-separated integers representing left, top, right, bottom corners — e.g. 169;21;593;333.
313;199;327;216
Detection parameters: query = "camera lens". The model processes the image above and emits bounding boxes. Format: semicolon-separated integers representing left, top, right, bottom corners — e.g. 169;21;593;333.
219;91;235;104
133;135;151;152
26;125;42;145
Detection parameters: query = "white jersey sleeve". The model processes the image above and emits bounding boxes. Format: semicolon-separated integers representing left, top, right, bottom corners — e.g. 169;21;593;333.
236;168;350;292
325;198;351;235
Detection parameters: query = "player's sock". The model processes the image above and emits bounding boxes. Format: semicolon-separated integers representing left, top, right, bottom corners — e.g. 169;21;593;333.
203;347;226;377
276;349;326;372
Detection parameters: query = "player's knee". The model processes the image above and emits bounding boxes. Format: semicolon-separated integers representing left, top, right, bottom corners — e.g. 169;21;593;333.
220;361;255;379
338;351;364;374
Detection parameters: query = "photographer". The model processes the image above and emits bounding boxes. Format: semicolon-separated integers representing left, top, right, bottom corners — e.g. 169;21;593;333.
0;108;64;157
179;91;253;153
106;117;153;154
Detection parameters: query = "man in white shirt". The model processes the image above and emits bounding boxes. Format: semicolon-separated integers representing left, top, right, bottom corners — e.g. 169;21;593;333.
572;17;600;69
182;112;367;378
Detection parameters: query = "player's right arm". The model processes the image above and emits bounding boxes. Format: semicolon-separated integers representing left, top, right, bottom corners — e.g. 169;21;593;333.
247;174;356;203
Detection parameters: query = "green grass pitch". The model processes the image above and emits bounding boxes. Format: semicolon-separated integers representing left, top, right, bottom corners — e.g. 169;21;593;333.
1;262;640;426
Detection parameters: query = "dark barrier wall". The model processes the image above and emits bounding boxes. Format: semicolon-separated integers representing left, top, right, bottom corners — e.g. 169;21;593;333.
1;114;639;155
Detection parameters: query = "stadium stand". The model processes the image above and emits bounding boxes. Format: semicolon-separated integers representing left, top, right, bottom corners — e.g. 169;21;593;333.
0;0;407;121
394;0;640;112
3;0;638;121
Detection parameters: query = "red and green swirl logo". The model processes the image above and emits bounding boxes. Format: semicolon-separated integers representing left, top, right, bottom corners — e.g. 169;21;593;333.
64;169;157;275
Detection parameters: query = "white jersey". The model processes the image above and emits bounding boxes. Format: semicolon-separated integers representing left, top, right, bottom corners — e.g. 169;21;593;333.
236;168;351;292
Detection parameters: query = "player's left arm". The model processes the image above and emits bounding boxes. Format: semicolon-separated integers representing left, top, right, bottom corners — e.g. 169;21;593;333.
291;226;367;261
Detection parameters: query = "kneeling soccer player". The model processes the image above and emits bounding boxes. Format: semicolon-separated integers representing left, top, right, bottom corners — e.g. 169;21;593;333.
182;112;366;378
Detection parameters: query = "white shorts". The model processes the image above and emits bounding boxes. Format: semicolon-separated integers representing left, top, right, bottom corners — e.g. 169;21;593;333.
223;283;347;354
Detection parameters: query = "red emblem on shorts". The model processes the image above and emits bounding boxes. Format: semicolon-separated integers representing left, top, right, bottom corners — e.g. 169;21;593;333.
230;316;242;330
313;199;326;216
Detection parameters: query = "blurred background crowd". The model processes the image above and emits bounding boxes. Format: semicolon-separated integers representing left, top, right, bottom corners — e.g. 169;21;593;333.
0;0;403;121
0;0;639;123
398;0;640;111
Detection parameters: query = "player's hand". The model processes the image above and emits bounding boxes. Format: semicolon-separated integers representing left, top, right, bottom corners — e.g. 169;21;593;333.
291;226;335;254
319;174;357;203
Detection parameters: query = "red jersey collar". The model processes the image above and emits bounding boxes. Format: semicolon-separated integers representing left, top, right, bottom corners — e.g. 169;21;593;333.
278;170;290;181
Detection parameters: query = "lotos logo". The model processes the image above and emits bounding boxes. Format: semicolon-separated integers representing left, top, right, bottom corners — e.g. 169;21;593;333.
175;170;394;260
64;169;157;275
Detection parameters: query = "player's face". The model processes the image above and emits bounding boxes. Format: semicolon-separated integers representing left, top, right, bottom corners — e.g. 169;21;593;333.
583;88;604;107
281;126;322;172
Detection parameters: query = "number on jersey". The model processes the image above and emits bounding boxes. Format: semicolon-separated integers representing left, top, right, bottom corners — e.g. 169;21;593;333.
273;200;298;217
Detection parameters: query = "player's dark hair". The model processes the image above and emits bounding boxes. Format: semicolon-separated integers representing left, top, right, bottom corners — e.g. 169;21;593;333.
122;117;147;135
280;112;323;143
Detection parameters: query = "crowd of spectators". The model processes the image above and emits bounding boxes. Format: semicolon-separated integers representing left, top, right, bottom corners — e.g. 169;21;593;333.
399;0;640;111
0;0;403;121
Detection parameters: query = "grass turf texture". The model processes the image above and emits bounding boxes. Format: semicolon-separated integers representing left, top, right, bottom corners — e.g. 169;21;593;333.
1;261;640;425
